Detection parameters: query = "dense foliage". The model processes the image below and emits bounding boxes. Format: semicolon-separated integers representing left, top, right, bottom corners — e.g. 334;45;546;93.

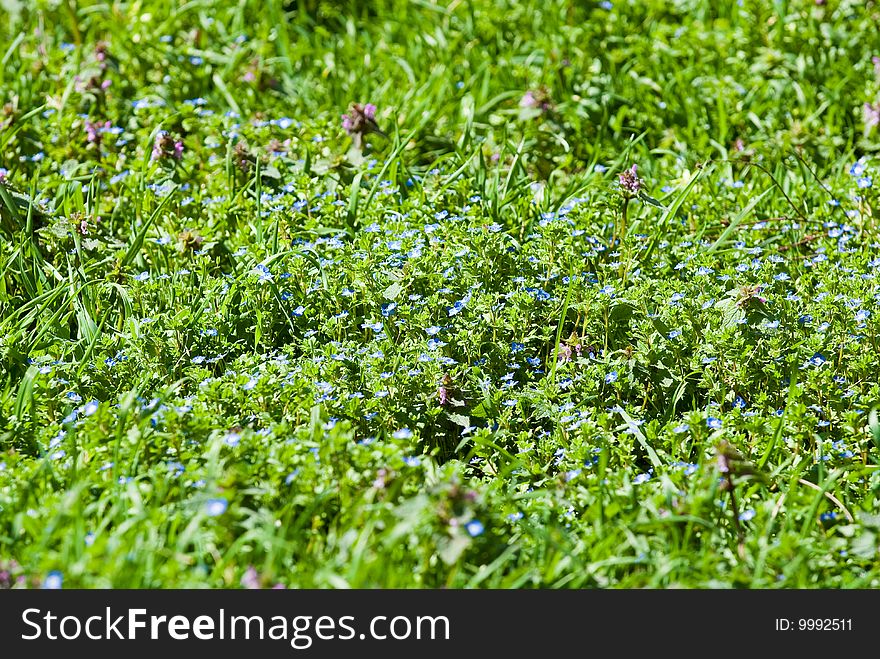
2;0;880;588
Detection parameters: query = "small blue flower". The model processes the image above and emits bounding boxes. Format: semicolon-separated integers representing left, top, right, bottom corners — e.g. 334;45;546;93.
605;371;618;384
253;264;273;283
809;353;826;366
133;271;150;281
857;176;872;189
42;571;63;589
673;423;690;434
738;509;756;522
633;471;652;485
466;520;485;537
733;396;747;409
707;417;723;429
393;428;413;440
205;498;228;516
448;294;471;316
82;400;99;416
381;302;397;317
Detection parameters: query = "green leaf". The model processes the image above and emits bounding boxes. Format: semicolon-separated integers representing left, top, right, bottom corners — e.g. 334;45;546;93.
616;408;662;470
869;408;880;453
850;531;877;560
714;297;744;330
445;412;471;428
638;192;666;210
383;281;403;300
703;187;773;254
438;533;471;565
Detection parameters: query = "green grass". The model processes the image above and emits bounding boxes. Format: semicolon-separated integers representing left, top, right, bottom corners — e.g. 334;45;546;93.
2;0;880;588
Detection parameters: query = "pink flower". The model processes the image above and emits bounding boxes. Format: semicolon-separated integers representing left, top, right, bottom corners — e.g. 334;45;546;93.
519;88;553;112
241;566;261;589
341;102;384;150
519;91;537;108
618;164;643;195
85;119;111;144
152;131;184;161
557;344;573;363
864;102;880;129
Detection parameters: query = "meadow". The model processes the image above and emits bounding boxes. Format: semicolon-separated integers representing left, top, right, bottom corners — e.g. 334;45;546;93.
2;0;880;588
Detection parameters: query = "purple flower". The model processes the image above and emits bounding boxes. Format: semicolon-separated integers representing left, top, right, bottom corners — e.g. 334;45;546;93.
152;131;184;161
864;102;880;129
519;91;537;108
557;344;573;363
341;102;384;149
85;119;111;145
241;566;261;589
519;87;553;112
618;164;643;195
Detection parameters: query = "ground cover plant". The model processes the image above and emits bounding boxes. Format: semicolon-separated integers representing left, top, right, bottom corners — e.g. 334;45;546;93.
2;0;880;588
